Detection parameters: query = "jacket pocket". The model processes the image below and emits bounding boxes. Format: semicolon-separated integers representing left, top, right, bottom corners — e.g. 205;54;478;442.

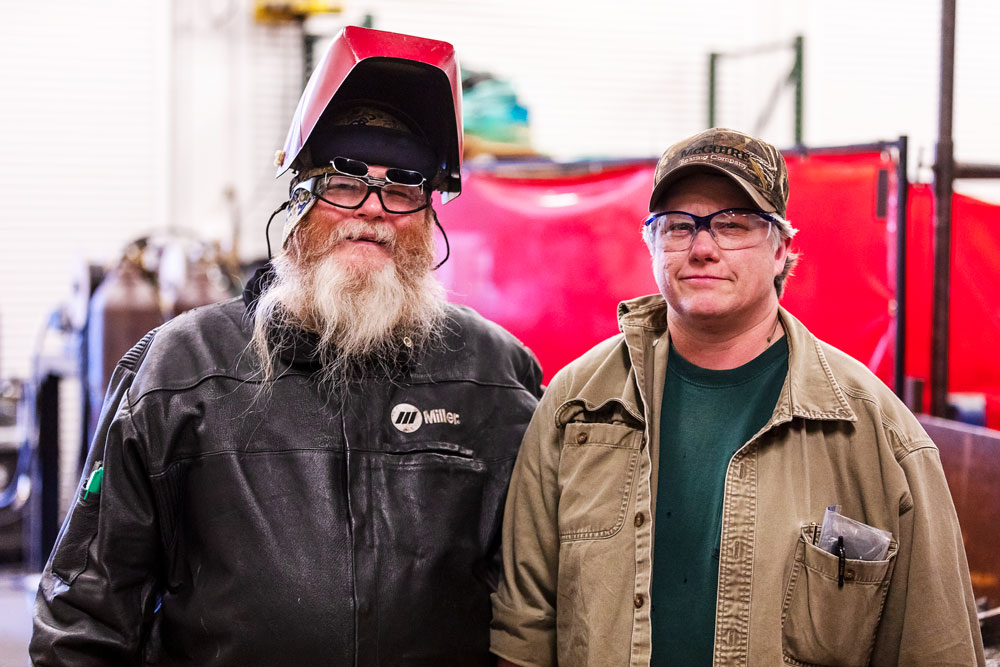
781;525;897;666
51;497;101;585
557;421;642;541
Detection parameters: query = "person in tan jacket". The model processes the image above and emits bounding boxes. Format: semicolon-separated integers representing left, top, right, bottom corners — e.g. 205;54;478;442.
490;128;985;666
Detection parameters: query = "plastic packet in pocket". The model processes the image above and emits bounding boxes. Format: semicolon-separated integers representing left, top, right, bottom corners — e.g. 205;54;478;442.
817;505;892;561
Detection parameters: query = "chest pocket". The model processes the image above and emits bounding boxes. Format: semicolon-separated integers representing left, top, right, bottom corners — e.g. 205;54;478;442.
558;413;643;541
781;525;898;667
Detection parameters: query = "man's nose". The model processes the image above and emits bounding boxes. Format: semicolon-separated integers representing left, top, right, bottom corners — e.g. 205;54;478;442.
355;187;384;217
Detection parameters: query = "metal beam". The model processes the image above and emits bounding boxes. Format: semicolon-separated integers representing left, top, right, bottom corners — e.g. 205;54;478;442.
708;52;718;128
895;136;909;401
954;162;1000;179
930;0;956;418
793;35;804;146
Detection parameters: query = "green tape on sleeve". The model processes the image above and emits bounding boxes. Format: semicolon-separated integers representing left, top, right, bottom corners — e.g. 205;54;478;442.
83;466;103;500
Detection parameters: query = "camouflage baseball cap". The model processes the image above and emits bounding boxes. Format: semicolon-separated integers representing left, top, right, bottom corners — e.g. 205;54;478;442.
649;128;789;217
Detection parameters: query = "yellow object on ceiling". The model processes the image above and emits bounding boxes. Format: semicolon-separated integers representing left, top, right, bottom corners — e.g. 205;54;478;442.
254;0;343;22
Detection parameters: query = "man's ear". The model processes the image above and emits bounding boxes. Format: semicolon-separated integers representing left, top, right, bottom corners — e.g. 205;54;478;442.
773;237;791;277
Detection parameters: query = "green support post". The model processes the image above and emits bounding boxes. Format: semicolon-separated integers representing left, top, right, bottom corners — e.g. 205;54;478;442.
793;35;804;145
708;52;718;129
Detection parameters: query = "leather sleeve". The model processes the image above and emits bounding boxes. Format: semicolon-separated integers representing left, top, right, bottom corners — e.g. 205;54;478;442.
520;346;544;401
479;339;545;596
31;332;163;666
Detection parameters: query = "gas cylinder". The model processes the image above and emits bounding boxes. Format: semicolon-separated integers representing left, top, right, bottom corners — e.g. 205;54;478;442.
168;259;235;319
85;260;163;440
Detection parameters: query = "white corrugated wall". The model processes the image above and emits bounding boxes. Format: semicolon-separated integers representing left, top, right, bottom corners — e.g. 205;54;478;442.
1;0;999;382
0;2;162;380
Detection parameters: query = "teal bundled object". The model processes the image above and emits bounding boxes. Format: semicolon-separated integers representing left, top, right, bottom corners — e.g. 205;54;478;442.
463;73;530;144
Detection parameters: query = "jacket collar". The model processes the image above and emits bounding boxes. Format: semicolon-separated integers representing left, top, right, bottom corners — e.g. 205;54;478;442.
774;307;857;423
242;262;277;316
615;294;856;424
552;295;667;427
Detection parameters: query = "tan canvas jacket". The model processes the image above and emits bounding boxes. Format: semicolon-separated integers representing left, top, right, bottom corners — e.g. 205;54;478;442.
491;295;985;667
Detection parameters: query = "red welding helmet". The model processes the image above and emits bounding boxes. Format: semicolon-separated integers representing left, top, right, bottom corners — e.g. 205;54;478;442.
275;26;463;201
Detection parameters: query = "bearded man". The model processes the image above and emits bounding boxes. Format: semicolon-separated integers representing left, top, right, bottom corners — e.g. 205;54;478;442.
32;27;542;666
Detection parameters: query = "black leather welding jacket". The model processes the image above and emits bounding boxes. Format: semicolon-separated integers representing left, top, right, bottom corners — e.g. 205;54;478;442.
31;270;543;666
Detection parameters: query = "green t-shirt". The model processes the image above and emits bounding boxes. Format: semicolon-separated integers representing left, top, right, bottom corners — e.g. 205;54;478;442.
650;337;788;666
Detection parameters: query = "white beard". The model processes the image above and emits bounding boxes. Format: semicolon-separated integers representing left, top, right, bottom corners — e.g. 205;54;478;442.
249;217;447;390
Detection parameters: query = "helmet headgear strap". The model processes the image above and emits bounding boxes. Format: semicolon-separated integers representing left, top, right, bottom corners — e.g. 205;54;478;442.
431;207;450;270
265;200;290;260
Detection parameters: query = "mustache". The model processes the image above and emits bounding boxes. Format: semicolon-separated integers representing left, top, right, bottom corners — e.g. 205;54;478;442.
294;220;399;264
329;221;397;247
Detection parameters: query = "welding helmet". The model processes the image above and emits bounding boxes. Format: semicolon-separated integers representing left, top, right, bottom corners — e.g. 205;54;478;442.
274;26;463;248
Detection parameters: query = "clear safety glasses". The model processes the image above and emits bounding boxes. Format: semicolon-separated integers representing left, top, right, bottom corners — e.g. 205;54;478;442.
643;208;776;252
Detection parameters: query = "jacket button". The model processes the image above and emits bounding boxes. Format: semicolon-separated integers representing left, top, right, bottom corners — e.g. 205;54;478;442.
633;594;644;609
634;512;645;528
576;432;588;444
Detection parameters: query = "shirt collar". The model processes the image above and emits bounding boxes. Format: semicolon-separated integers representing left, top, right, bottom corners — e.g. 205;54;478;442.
616;295;857;424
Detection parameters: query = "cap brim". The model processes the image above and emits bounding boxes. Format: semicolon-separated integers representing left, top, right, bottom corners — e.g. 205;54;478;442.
649;163;776;214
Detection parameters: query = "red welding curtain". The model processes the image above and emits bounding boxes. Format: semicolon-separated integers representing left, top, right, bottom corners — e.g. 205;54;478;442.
434;155;1000;427
433;164;659;380
906;185;1000;427
781;152;897;384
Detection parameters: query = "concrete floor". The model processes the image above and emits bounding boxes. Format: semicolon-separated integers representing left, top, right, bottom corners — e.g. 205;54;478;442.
0;569;35;667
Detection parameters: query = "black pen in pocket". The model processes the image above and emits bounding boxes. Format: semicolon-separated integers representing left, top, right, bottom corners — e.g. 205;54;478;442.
837;535;846;588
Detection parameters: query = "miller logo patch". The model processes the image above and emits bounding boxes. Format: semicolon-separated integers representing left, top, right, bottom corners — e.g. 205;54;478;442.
390;402;463;433
391;403;423;433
